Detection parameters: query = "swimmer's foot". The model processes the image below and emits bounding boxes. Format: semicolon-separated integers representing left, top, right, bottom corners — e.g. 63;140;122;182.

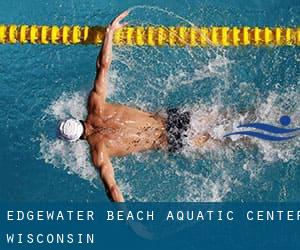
193;133;210;147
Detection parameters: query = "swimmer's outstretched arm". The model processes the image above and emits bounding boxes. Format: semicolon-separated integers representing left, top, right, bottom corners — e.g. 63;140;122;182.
92;143;125;202
93;11;129;101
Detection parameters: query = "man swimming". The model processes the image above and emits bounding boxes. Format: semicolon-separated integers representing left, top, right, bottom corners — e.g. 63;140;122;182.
58;11;210;202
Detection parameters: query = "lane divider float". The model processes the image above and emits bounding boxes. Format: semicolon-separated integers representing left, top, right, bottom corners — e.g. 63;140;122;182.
0;25;299;46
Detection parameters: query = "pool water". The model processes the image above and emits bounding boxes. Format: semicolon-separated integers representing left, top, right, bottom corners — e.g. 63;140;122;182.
0;0;299;202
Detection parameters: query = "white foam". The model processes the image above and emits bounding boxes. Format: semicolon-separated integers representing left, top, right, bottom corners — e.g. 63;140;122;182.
45;92;87;120
38;70;300;202
180;89;300;163
39;92;98;185
253;90;300;162
39;134;97;183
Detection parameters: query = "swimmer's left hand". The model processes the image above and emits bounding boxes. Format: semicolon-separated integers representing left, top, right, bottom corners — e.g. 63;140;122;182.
108;10;130;33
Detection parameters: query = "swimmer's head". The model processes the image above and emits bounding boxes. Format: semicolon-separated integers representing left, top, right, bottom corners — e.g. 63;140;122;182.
57;118;84;142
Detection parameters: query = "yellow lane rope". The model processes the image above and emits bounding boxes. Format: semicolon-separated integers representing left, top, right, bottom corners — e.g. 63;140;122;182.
0;25;299;46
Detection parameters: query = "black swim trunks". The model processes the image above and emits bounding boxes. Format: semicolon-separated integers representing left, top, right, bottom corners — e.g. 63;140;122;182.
166;108;191;153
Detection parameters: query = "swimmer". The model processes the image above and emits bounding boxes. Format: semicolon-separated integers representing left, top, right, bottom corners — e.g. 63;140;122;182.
58;11;210;202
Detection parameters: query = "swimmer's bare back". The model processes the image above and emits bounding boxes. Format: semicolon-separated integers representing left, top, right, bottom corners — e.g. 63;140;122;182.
81;11;168;202
86;102;168;156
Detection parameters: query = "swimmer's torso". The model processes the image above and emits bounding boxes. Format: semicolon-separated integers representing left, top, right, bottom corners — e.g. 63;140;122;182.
85;92;167;156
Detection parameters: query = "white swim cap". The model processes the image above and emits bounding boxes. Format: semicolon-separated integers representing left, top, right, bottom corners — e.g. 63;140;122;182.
58;118;84;142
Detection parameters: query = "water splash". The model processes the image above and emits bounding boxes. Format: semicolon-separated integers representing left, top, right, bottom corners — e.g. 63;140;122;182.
37;6;300;202
39;134;98;185
39;89;300;202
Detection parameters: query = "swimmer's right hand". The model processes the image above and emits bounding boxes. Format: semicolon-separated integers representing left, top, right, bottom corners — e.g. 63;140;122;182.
107;10;130;33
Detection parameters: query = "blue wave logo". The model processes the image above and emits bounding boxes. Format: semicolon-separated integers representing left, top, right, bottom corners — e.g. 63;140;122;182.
224;116;300;141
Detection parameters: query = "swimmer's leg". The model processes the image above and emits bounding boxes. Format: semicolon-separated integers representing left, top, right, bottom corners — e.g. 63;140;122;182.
192;133;254;148
192;132;211;147
189;114;217;147
189;107;259;148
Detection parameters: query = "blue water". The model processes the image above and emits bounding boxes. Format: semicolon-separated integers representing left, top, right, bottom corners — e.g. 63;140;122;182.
0;0;299;202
